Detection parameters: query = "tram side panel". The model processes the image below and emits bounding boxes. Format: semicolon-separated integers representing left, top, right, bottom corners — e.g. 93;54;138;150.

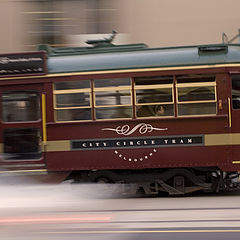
45;116;232;172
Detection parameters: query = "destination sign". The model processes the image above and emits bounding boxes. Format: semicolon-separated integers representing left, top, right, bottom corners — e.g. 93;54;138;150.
0;52;46;77
71;135;203;150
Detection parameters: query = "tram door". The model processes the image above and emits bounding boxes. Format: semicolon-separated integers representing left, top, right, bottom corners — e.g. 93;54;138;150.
232;75;240;130
0;84;46;167
231;75;240;163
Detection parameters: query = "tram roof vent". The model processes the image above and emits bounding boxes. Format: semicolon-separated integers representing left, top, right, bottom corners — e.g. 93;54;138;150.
198;44;228;55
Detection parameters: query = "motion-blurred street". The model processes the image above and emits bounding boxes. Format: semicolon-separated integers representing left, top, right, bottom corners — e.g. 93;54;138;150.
1;177;240;240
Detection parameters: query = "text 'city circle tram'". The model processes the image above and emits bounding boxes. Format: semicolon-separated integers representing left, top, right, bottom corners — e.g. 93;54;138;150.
2;31;240;196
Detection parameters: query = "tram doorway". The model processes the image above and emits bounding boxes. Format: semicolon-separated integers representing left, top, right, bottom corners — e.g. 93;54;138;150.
0;84;46;168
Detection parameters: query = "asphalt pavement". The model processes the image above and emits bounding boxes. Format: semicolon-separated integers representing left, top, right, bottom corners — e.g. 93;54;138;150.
1;180;240;239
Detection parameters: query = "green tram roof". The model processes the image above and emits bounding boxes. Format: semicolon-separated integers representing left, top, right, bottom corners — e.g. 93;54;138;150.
39;43;240;74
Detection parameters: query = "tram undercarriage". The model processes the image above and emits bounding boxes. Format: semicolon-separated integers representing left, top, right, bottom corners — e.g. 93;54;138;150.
69;168;240;196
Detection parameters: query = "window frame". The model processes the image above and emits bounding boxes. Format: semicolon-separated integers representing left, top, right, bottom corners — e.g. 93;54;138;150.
53;81;92;122
93;80;132;120
134;80;175;118
52;74;218;122
2;90;41;123
232;75;240;110
176;81;217;117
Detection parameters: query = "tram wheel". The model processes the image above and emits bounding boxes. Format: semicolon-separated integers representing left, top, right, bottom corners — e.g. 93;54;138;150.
95;177;111;183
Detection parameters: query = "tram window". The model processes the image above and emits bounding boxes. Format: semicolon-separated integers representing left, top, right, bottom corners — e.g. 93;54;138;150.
232;75;240;109
178;102;216;116
55;80;90;90
56;92;90;108
177;75;215;83
134;76;174;118
56;108;91;121
96;106;132;119
3;128;41;160
135;75;173;85
94;78;130;87
178;86;215;102
2;91;40;122
135;88;173;103
176;75;217;116
94;78;132;120
54;80;92;121
95;90;131;106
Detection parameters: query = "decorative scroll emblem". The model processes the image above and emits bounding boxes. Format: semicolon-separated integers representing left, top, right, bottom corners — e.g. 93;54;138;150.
102;123;167;136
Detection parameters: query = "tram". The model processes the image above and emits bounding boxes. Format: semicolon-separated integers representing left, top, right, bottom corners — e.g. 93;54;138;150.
1;33;240;195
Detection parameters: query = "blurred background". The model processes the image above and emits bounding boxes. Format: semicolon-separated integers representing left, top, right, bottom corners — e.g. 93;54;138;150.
1;0;240;53
2;2;240;239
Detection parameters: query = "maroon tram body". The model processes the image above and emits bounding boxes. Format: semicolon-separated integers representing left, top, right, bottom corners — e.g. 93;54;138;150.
1;39;240;195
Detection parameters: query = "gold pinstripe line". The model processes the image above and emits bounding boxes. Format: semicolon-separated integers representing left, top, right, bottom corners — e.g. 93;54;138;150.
45;140;71;152
42;93;47;145
1;63;240;81
41;229;240;234
42;133;240;152
232;161;240;164
0;133;240;153
204;133;240;146
0;169;47;174
1;133;240;160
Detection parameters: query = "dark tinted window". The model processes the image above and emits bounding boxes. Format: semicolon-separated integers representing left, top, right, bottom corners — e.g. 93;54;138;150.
2;91;40;122
3;128;41;160
232;75;240;109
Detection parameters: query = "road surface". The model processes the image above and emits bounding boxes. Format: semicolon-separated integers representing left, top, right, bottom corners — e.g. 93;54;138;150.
0;181;240;239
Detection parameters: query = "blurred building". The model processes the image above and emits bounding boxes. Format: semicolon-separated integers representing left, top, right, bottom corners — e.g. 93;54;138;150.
1;0;240;53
